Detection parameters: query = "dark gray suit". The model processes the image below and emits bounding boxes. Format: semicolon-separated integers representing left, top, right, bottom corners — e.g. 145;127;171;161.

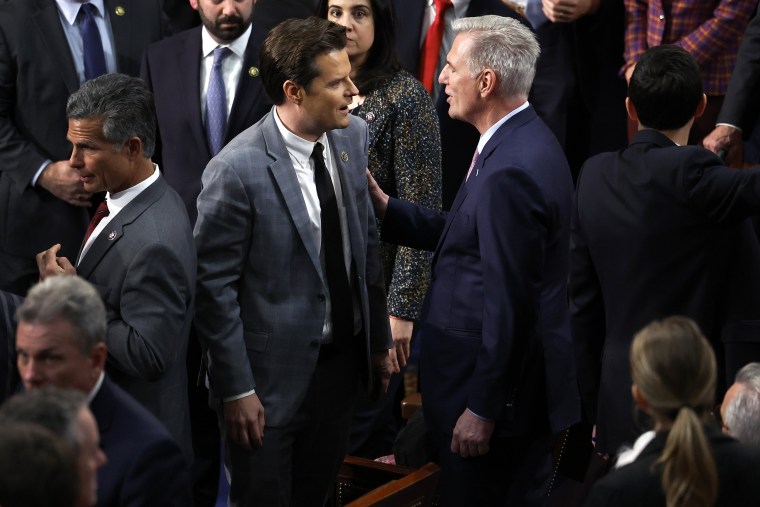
0;0;167;295
78;175;196;461
194;109;390;504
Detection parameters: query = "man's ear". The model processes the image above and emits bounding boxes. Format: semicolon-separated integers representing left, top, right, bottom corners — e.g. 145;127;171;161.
625;97;639;122
694;93;707;119
188;0;199;12
89;342;107;376
479;69;496;97
283;80;303;105
124;137;143;160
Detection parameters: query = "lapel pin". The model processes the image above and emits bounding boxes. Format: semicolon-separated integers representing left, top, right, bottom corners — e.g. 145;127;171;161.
340;151;349;162
114;6;125;16
365;112;375;123
108;231;117;241
248;67;260;77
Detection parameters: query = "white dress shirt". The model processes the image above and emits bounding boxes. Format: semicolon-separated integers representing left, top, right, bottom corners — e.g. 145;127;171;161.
199;24;251;125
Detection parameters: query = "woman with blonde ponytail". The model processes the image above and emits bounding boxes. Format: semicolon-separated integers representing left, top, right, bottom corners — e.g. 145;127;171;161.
585;316;760;507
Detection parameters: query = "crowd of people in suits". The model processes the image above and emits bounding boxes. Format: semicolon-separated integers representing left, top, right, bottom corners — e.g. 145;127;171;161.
1;0;760;506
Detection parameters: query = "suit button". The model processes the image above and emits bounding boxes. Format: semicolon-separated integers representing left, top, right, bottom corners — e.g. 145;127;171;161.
318;293;326;302
309;340;320;348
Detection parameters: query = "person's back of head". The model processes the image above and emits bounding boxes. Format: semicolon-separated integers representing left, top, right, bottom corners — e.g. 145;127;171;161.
0;422;78;507
723;362;760;446
631;316;717;507
628;45;704;132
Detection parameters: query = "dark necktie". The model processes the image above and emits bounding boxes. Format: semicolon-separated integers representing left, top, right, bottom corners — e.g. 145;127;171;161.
311;143;354;341
419;0;453;93
83;200;109;244
78;3;107;81
206;47;231;156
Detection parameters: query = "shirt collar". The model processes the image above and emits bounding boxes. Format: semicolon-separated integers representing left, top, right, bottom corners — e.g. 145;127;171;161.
273;108;329;164
86;370;105;404
477;101;530;153
105;165;160;214
201;23;252;60
56;0;107;26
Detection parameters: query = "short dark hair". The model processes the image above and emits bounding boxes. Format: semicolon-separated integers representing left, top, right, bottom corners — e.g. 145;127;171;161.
66;73;157;157
316;0;401;94
0;423;78;507
260;16;348;105
628;45;703;131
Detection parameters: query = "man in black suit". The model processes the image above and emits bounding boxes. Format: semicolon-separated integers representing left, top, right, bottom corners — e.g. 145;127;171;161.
14;276;191;507
703;6;760;166
0;0;167;296
571;45;760;455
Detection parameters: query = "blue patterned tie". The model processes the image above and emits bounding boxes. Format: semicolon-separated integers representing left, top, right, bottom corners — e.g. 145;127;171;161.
78;3;107;81
206;47;231;156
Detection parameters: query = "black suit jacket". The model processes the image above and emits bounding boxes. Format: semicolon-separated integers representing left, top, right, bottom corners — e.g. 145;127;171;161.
90;375;192;507
141;26;272;224
0;290;22;404
392;0;524;210
0;0;167;292
585;428;760;507
717;5;760;135
571;129;760;453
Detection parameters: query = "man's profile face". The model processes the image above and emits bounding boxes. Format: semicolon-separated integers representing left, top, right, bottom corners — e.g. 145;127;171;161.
75;406;107;507
67;118;137;194
439;34;481;125
192;0;255;43
297;49;358;139
16;318;98;394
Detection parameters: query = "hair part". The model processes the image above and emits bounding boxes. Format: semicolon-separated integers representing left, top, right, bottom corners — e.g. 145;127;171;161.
66;73;157;157
628;45;703;131
16;276;106;355
260;16;348;104
631;316;718;507
316;0;402;94
452;15;539;98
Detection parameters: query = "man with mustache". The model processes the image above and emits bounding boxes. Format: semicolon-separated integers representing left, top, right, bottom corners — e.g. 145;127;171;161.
141;2;271;503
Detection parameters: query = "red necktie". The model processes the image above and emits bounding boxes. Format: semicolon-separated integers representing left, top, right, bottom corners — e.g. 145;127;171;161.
83;200;109;244
419;0;453;93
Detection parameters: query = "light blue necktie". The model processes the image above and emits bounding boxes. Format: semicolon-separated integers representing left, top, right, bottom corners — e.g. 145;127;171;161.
78;3;107;81
206;47;231;156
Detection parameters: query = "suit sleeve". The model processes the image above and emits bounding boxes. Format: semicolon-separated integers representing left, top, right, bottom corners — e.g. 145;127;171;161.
623;0;647;70
193;157;256;398
569;170;606;425
717;7;760;132
103;241;193;382
381;197;447;251
119;437;192;507
465;166;546;418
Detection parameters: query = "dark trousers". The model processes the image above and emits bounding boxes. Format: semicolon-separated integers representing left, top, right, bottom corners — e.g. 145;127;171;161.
223;342;361;507
435;429;553;507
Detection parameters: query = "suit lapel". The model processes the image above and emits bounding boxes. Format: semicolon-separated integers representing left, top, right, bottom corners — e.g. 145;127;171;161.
31;0;79;93
225;27;265;144
77;178;165;278
179;28;210;158
105;0;133;74
262;115;323;278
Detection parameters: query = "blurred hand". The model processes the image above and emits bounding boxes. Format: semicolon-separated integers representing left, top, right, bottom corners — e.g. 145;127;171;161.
37;161;92;207
542;0;599;23
366;169;389;218
36;244;76;280
224;394;265;450
451;409;495;458
388;316;413;373
703;124;744;168
371;351;393;401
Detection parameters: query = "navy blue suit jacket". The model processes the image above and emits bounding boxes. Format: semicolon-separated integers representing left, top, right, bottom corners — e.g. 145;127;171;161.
141;26;272;225
90;375;191;507
571;130;760;454
383;106;579;437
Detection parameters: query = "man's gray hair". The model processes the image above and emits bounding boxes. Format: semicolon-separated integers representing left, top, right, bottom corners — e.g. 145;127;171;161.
452;15;539;98
725;362;760;447
16;276;106;354
0;388;88;451
66;73;156;157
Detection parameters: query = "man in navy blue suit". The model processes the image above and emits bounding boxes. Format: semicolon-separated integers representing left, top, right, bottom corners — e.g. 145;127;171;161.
370;15;578;506
14;276;191;507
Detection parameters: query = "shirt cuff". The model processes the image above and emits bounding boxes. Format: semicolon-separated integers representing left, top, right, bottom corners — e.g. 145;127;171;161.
32;160;52;187
466;408;492;421
223;389;256;402
716;122;742;134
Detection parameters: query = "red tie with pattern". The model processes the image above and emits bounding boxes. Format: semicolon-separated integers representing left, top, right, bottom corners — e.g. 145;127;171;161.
83;200;109;244
418;0;453;93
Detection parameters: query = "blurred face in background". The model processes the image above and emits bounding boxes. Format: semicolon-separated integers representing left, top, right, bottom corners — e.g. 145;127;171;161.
191;0;256;44
326;0;375;69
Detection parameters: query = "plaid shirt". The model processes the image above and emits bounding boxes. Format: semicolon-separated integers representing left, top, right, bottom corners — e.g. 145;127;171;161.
624;0;758;95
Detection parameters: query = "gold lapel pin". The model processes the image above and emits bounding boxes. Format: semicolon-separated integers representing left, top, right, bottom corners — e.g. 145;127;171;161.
248;67;260;77
114;6;125;16
340;151;349;162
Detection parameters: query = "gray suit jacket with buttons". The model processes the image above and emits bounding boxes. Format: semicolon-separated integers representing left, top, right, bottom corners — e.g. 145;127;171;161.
193;109;390;428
